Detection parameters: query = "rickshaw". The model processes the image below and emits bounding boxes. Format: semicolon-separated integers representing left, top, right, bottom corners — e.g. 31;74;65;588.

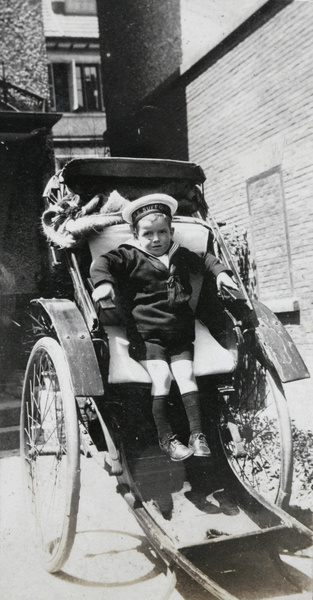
20;158;311;599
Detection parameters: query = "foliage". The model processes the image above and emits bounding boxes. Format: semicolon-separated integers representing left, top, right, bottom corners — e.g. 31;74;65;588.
291;422;313;510
221;225;257;298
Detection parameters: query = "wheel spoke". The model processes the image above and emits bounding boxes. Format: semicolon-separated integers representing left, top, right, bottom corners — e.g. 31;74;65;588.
20;337;80;572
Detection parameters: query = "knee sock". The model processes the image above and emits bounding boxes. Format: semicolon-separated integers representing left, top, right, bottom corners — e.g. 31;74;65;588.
181;391;202;435
152;395;173;440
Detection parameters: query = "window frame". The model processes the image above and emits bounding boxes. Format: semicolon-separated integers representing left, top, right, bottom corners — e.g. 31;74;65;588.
246;166;294;302
64;0;97;15
48;63;56;111
75;63;103;112
48;60;103;113
51;0;97;15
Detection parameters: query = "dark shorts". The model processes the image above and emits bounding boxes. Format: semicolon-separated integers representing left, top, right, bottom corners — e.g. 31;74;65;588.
128;329;194;363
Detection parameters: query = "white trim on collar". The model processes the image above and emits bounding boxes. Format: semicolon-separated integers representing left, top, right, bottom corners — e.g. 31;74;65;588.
122;239;180;264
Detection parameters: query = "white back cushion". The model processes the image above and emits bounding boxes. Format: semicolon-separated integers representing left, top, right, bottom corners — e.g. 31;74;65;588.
89;218;211;314
88;217;211;259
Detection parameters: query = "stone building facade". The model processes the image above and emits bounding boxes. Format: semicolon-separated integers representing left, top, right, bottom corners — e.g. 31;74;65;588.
0;0;49;101
42;0;108;166
0;0;59;379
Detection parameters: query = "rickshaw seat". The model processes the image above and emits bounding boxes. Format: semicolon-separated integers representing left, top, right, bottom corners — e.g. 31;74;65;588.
105;321;236;384
88;219;237;383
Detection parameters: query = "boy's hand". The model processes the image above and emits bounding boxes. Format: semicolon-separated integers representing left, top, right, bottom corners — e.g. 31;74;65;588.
216;272;238;292
92;282;115;303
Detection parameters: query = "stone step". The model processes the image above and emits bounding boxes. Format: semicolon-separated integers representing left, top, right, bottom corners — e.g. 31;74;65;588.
0;369;24;451
0;377;23;399
0;425;20;451
0;398;21;428
0;401;21;450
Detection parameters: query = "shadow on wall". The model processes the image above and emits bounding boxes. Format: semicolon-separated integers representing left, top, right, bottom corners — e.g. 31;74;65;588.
106;83;189;160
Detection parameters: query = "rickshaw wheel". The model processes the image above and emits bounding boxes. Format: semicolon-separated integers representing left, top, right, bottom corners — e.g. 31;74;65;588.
20;336;80;573
218;354;293;508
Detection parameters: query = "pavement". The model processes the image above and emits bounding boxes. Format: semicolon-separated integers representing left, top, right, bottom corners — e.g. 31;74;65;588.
0;450;312;600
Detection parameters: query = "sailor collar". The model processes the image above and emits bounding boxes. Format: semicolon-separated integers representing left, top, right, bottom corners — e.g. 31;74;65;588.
122;238;180;266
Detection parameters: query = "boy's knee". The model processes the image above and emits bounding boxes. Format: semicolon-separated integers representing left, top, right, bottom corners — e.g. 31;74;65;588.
170;359;198;394
141;359;172;394
171;359;195;380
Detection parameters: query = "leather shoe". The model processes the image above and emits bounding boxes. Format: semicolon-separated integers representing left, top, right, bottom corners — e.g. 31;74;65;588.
159;435;193;461
188;433;211;457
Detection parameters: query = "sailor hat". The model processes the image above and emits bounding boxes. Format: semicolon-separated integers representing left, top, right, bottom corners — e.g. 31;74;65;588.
122;193;178;225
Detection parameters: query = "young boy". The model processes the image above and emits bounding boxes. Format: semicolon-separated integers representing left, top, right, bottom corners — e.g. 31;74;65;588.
91;194;237;461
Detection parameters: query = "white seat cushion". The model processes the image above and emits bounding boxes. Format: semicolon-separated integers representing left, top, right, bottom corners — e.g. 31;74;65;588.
89;218;211;259
106;320;236;384
193;320;236;376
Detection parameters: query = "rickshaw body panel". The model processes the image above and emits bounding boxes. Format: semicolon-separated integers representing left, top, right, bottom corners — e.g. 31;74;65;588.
252;299;310;383
32;298;104;396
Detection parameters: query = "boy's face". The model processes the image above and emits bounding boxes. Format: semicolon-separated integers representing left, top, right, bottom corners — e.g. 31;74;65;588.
135;214;174;256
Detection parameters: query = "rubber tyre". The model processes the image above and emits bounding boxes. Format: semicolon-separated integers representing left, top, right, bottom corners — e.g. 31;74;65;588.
218;357;293;508
20;337;81;572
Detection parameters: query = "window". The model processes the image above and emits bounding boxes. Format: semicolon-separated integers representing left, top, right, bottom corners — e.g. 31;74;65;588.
48;63;71;112
75;64;102;111
52;0;97;15
247;168;293;301
65;0;97;14
48;62;103;112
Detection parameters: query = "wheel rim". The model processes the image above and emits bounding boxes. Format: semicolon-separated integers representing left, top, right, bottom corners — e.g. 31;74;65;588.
21;342;79;567
218;352;292;506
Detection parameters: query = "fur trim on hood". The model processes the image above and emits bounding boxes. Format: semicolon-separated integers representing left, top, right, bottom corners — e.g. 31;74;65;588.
42;190;130;249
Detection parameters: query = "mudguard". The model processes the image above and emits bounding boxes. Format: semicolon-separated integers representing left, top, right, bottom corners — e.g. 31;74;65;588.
31;298;105;396
252;300;310;383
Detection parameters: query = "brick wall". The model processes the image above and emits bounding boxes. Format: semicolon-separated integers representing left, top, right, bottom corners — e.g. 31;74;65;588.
185;1;313;365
